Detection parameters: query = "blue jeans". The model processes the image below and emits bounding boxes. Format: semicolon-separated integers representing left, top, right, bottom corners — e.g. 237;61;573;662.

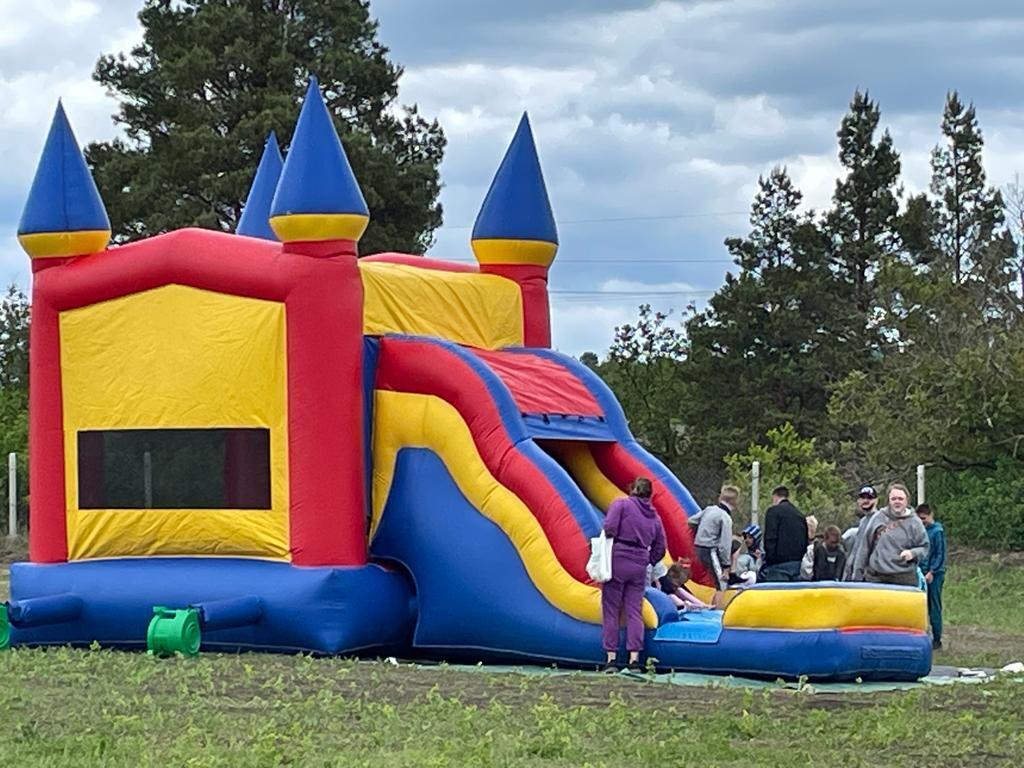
927;571;944;644
761;561;802;582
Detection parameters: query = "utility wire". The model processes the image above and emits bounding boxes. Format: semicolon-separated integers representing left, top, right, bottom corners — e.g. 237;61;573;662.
549;290;715;296
443;210;749;230
440;257;734;264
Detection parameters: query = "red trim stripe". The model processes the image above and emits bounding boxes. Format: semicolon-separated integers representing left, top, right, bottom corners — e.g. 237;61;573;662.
376;337;591;582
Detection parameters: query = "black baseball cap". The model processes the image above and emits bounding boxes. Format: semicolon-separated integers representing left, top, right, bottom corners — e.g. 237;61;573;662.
858;485;877;499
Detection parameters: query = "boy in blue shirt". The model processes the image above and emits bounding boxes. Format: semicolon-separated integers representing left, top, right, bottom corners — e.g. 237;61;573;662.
916;504;947;650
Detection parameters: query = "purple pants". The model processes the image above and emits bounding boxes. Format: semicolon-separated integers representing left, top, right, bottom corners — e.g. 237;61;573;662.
601;547;648;652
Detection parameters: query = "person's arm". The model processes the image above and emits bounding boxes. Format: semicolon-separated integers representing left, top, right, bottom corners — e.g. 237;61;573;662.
935;528;946;572
906;521;929;564
716;512;731;569
850;517;873;580
649;519;667;566
841;526;857;550
763;508;778;563
800;543;814;580
836;549;847;580
603;500;622;538
680;589;710;610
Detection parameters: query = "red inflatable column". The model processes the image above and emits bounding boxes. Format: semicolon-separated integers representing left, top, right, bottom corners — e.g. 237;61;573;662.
268;77;372;566
479;263;552;348
280;240;366;566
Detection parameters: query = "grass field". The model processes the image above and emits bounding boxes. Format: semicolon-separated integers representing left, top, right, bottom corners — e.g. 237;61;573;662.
1;545;1022;766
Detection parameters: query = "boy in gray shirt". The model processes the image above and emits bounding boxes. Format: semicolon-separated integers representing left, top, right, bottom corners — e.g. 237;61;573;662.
692;485;739;590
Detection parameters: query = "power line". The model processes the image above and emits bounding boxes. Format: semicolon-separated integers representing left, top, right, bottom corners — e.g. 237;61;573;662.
441;257;734;264
549;289;715;296
443;210;749;230
551;258;733;264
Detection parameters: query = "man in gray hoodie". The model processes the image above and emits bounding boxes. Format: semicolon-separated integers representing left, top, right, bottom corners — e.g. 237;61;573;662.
693;485;739;590
843;485;878;580
850;483;929;586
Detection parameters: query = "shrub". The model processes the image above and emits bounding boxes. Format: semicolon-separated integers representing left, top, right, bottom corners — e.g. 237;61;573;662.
927;457;1024;549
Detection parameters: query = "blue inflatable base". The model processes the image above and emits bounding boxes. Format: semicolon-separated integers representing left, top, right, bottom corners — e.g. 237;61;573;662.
9;558;416;654
650;613;932;681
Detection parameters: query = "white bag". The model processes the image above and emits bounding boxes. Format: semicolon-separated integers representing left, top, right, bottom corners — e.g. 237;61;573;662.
587;531;614;583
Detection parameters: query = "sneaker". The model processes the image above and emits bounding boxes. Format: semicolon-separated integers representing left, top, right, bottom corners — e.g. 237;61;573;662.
626;660;643;673
600;662;619;674
932;640;943;650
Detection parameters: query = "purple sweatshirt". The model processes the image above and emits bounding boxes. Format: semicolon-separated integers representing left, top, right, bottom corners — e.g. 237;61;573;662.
604;496;667;566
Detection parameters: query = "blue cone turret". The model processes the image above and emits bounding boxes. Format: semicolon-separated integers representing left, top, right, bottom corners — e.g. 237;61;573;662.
18;102;111;259
237;132;284;241
269;77;369;246
471;113;558;267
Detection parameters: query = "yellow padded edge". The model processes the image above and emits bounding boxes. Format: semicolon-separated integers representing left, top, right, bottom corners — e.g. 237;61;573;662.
545;440;673;569
19;229;111;258
544;440;622;510
372;390;658;629
360;261;525;350
722;586;927;631
471;238;558;267
269;212;369;242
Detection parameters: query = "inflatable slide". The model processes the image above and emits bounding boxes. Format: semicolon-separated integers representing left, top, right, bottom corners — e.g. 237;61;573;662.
2;79;931;680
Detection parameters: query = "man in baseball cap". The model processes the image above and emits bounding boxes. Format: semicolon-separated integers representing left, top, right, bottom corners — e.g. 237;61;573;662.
843;485;880;580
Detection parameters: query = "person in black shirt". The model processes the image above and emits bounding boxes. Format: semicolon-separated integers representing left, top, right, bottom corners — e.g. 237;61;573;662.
761;486;809;582
811;525;847;581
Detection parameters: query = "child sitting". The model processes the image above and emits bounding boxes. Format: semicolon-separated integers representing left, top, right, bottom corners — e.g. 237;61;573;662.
810;525;847;581
727;538;756;586
735;524;762;583
659;560;712;612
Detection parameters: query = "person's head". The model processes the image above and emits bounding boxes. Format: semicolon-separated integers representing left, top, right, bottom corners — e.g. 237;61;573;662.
823;524;841;547
718;485;740;510
771;485;789;504
806;514;819;539
670;559;691;585
916;503;934;525
629;477;653;499
742;523;761;550
857;484;878;511
887;483;910;513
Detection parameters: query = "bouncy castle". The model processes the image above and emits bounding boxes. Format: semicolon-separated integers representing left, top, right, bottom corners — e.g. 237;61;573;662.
2;79;931;680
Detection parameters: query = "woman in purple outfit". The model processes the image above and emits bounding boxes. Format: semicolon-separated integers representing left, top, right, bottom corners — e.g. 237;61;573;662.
600;477;667;672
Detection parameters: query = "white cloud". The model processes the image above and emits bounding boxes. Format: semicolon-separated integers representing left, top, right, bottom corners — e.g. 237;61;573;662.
713;95;787;138
4;0;1024;361
549;277;703;356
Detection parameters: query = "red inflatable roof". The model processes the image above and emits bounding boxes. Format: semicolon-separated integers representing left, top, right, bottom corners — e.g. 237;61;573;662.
474;349;602;417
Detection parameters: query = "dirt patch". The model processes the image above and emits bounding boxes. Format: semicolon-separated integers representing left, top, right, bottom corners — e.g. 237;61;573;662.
949;546;1024;567
941;624;1023;668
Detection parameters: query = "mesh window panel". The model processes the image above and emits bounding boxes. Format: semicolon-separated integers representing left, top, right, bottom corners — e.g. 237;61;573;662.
77;428;271;509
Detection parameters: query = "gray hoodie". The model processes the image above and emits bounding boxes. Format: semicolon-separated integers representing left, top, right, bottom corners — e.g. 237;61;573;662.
851;506;929;580
842;503;877;580
693;503;733;567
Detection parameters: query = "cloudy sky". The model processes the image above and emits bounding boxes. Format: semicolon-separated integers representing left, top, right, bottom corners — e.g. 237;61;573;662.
3;1;1024;355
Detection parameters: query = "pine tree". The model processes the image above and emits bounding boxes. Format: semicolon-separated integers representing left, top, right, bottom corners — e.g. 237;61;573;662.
831;93;1024;473
824;90;901;322
930;92;1004;284
681;169;841;471
86;0;446;254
